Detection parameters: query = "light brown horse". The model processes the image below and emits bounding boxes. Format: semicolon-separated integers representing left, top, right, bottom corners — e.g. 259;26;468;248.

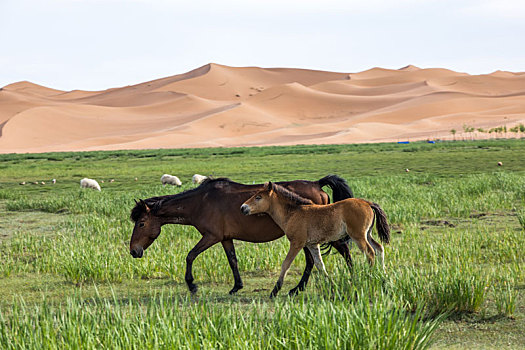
241;182;390;297
130;176;354;295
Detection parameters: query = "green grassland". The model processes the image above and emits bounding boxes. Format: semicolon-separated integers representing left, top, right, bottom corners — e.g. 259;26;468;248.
0;140;524;349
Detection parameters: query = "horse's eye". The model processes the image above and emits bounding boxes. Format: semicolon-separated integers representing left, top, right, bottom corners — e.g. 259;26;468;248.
255;195;261;200
139;222;145;228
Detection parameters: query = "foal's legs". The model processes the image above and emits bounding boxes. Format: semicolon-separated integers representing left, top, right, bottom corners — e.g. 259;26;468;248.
353;236;376;266
221;239;243;294
288;247;315;296
306;245;328;276
290;240;352;296
270;242;303;298
185;234;220;294
367;231;385;271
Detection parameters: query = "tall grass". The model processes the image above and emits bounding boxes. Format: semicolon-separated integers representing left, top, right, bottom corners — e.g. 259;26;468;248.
0;290;444;349
516;206;525;231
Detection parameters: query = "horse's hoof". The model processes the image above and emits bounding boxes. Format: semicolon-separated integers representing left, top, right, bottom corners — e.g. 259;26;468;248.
188;284;198;294
229;285;243;295
288;288;299;297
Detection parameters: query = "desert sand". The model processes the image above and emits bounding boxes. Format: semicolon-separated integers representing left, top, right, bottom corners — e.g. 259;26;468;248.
1;63;524;154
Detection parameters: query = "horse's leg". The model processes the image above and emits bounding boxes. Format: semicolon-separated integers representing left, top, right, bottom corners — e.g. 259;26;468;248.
353;237;376;266
330;239;353;269
306;245;329;276
288;247;314;296
270;243;303;298
367;232;385;271
221;239;243;295
185;235;220;294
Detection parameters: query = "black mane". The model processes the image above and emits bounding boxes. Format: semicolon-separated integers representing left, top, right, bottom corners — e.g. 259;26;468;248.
130;177;234;222
271;183;314;206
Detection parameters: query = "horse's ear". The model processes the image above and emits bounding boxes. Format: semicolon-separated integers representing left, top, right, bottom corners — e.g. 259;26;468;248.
139;199;150;213
267;181;274;191
134;199;139;205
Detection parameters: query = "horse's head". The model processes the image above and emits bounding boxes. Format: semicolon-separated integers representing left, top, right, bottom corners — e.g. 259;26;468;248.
129;199;162;258
241;182;274;216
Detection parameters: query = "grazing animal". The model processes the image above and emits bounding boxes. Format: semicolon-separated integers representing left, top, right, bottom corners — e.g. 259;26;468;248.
241;182;390;298
80;178;101;191
52;179;56;184
19;181;26;185
161;174;182;186
497;162;503;166
192;174;208;185
129;175;354;295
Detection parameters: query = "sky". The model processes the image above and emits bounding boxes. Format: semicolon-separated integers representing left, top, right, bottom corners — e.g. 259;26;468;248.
1;0;524;91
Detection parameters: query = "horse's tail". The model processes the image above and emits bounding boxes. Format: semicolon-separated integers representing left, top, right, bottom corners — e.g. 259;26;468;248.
319;175;354;255
318;174;354;203
370;202;390;244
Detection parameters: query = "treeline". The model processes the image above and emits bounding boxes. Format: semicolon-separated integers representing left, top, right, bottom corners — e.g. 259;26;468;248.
451;123;525;140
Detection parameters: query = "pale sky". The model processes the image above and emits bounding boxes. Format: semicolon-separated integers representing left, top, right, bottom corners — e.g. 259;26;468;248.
1;0;524;91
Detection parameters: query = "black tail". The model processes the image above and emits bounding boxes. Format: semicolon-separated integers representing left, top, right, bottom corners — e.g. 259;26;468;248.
370;202;390;244
319;175;354;255
318;175;354;203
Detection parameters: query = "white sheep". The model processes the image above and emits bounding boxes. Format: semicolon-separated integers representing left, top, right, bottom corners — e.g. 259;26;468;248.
80;178;101;191
192;174;208;185
161;174;182;186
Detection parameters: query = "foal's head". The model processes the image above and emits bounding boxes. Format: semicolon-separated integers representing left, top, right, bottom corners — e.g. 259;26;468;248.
241;182;275;215
129;199;162;258
241;182;313;216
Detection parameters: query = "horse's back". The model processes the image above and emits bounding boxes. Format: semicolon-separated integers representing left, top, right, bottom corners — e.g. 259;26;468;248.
200;179;328;243
277;180;328;205
302;198;373;228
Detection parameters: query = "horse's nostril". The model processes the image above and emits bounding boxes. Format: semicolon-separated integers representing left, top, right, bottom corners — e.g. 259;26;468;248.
131;247;144;258
240;205;249;215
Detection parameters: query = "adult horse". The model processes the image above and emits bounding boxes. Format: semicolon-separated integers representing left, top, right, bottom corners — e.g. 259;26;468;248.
130;175;354;295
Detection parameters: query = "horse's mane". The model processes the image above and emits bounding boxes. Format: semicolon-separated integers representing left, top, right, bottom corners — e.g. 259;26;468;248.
271;183;314;206
130;177;233;222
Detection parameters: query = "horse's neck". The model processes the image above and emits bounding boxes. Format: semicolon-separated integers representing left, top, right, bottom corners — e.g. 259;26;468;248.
267;198;296;230
157;197;195;225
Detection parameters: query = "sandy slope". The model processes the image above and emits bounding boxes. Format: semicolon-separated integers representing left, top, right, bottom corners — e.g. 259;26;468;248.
1;63;524;153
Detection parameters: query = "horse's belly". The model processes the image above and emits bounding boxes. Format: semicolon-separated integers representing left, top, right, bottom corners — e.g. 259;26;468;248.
225;219;285;243
307;221;347;245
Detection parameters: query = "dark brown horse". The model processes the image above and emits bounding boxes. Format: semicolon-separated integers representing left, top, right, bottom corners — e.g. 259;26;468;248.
129;175;354;295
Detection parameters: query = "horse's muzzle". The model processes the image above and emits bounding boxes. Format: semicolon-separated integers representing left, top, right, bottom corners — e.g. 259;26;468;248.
130;247;144;258
240;204;250;216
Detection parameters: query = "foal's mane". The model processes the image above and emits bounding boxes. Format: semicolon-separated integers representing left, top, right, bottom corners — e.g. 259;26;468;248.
130;177;233;221
271;183;314;206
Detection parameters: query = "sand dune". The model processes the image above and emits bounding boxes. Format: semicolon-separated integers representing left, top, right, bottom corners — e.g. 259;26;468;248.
1;63;524;153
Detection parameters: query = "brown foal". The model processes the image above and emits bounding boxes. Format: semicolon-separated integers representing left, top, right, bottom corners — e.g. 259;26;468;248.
241;182;390;297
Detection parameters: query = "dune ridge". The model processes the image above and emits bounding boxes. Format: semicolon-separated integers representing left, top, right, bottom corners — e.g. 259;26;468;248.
1;63;524;154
